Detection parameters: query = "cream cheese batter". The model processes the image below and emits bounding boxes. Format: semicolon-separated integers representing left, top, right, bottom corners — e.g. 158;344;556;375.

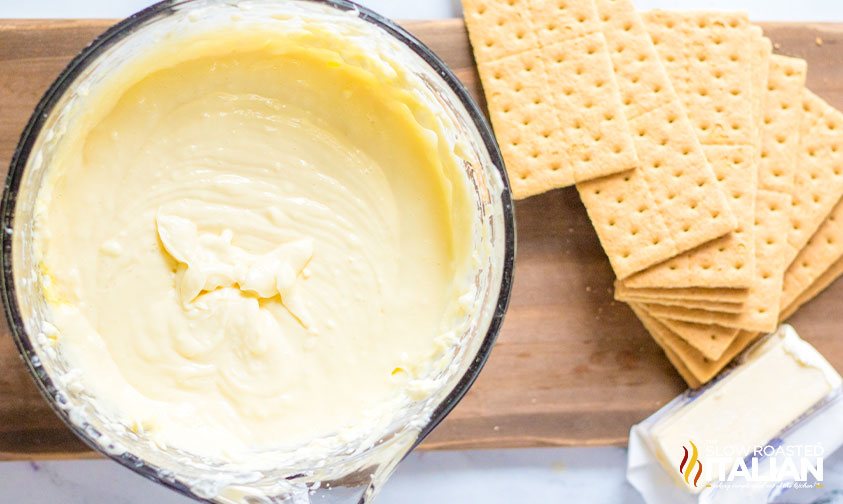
34;22;474;459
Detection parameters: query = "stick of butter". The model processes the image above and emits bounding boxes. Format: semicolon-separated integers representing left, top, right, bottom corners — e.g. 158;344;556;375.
628;325;843;503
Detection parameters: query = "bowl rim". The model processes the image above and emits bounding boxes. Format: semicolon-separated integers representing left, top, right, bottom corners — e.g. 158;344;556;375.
0;0;516;500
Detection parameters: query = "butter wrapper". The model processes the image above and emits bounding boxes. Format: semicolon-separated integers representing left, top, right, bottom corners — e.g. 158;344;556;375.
627;324;843;504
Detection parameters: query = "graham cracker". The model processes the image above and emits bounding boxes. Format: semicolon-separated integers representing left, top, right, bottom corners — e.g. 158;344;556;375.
627;104;736;256
750;27;771;170
578;171;675;278
621;145;757;288
632;301;741;362
462;0;540;62
575;0;735;279
785;90;843;266
532;1;656;275
645;11;754;146
637;297;744;313
629;302;702;386
620;11;759;290
527;0;599;46
614;281;750;303
659;317;740;361
630;302;761;386
616;290;748;305
760;55;807;194
477;52;572;198
594;0;688;120
780;194;843;311
643;191;792;332
619;43;798;300
781;252;843;321
542;33;642;182
463;0;642;199
660;345;703;388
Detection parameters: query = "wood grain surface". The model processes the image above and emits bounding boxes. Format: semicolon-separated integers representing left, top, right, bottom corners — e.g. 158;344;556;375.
0;18;841;461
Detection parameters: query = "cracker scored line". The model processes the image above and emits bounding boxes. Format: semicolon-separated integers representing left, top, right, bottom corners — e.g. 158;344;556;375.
759;55;807;196
750;27;771;176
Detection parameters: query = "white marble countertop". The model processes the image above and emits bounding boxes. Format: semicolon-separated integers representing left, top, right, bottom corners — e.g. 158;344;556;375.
2;1;842;503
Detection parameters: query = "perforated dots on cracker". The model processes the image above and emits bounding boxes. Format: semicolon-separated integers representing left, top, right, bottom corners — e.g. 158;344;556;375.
527;0;599;46
595;0;675;120
623;145;757;289
781;195;843;312
462;0;539;62
462;0;641;200
750;27;772;157
578;170;676;279
641;11;692;99
658;318;740;361
477;51;572;197
781;251;843;322
644;191;791;332
628;103;735;251
679;13;755;146
543;33;640;182
760;55;806;195
785;89;843;266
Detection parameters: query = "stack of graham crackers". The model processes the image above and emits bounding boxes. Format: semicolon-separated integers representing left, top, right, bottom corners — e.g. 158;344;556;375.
463;0;843;387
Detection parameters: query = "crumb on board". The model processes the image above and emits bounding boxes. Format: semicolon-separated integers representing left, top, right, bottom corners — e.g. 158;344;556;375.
551;461;566;474
774;42;781;49
816;36;823;46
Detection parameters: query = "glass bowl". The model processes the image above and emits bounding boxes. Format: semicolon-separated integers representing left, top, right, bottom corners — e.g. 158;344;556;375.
0;1;515;502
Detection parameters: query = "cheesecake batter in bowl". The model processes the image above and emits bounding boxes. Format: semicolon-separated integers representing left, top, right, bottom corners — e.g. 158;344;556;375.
2;1;514;502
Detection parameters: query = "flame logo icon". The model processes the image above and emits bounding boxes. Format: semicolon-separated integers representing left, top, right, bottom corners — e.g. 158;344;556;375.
679;440;703;487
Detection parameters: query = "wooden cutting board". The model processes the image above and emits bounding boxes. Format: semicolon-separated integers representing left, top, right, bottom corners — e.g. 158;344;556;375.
0;18;842;461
